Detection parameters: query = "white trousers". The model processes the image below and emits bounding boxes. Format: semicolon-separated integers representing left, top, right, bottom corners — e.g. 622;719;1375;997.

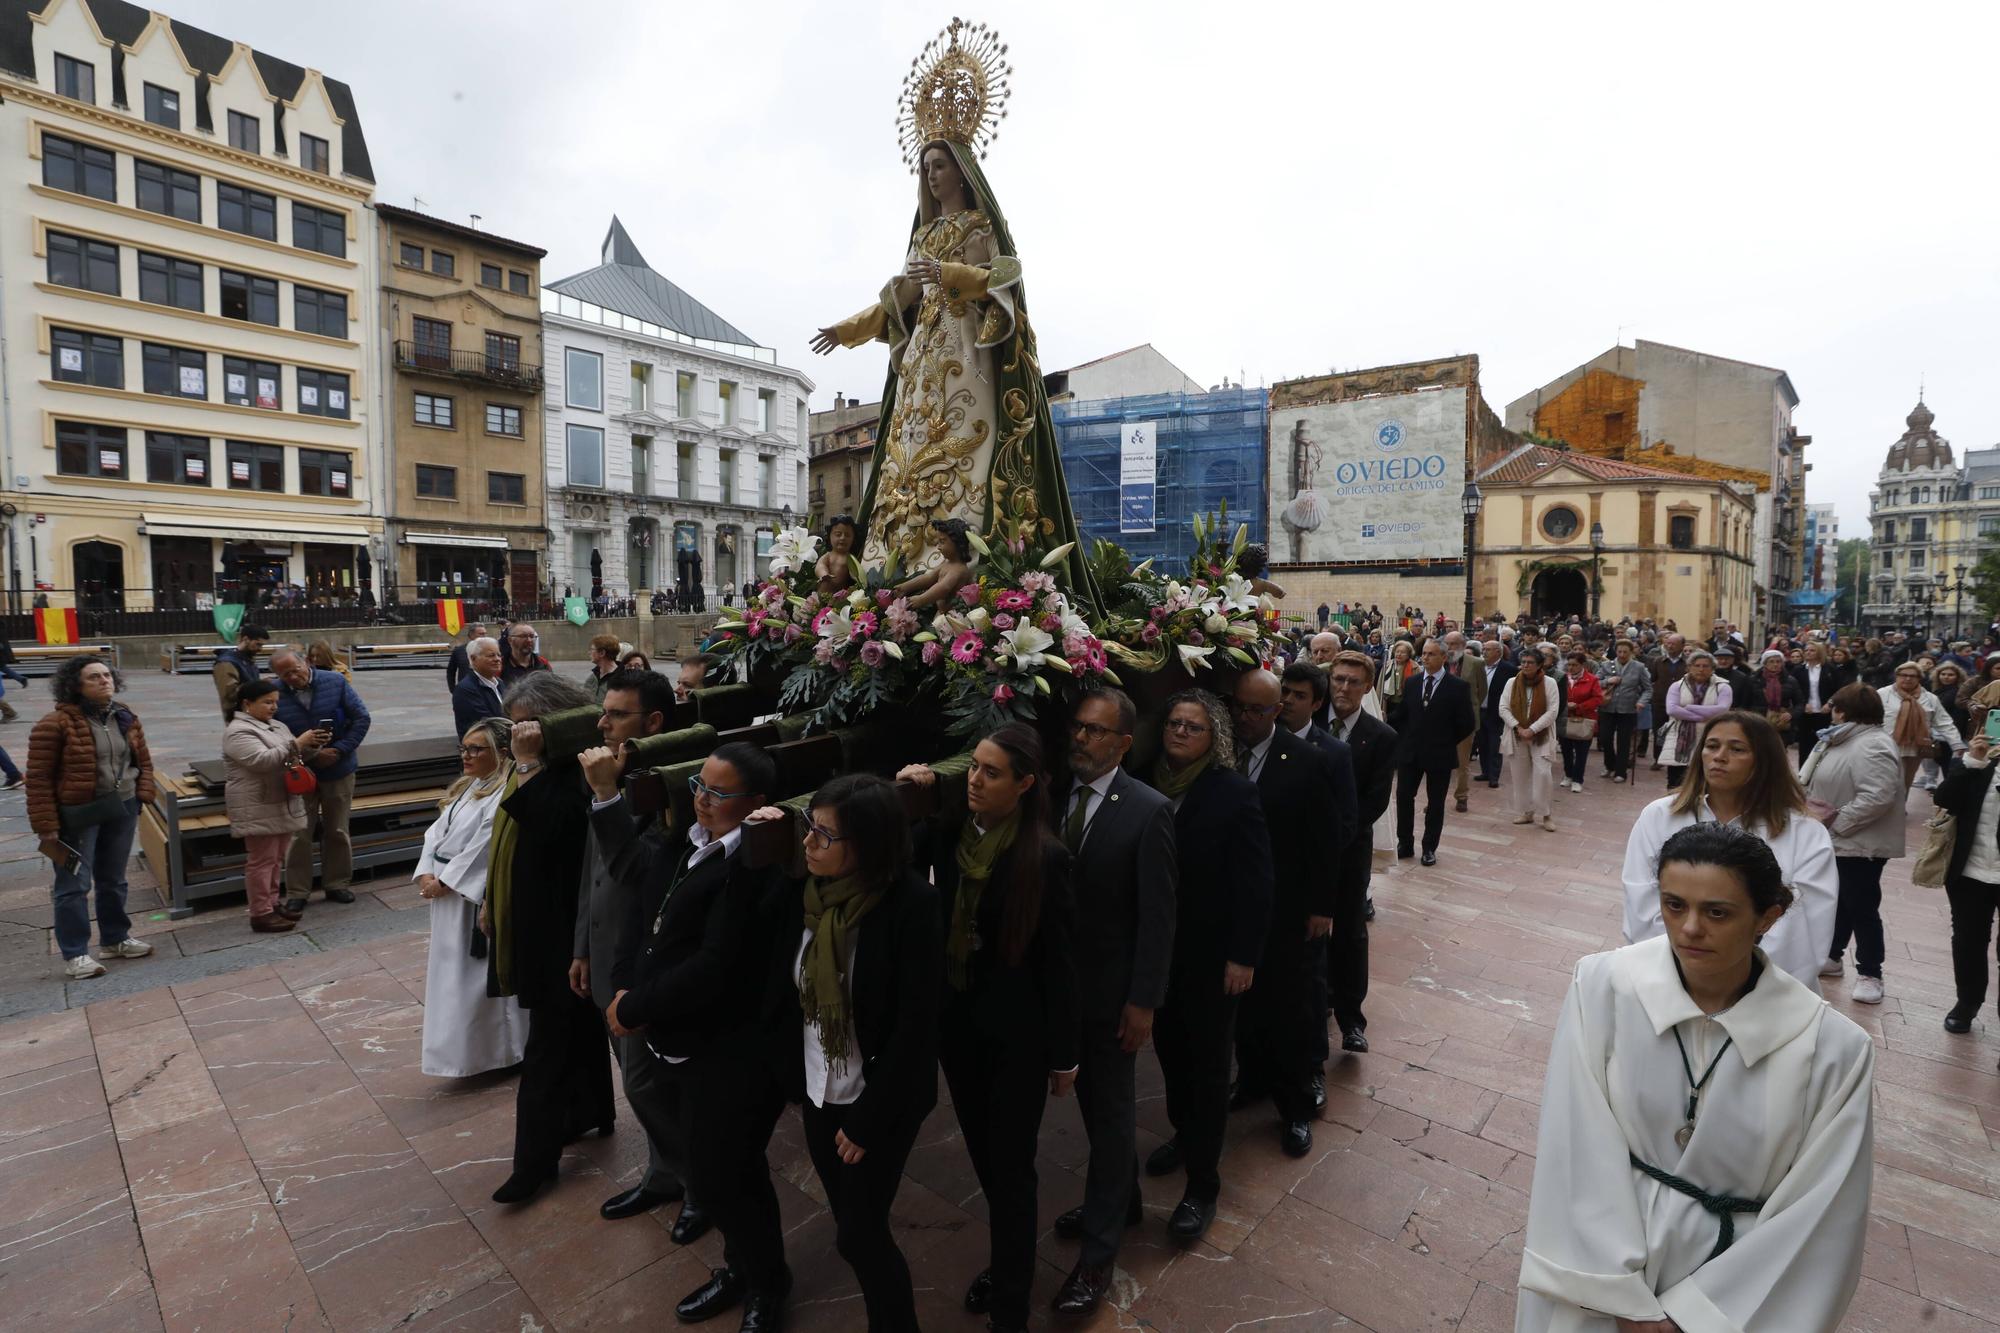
1507;739;1555;818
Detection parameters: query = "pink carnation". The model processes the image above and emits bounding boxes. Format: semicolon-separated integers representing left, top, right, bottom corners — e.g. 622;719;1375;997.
921;640;944;666
1018;571;1055;595
813;642;835;665
950;631;984;664
1041;613;1063;632
995;589;1033;612
957;583;982;607
991;683;1014;704
859;640;887;668
993;613;1016;631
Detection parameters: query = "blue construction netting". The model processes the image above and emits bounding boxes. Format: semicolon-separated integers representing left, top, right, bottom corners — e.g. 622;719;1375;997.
1053;387;1269;571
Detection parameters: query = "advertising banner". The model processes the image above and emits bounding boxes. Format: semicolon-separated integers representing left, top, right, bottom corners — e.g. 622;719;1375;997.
1270;387;1467;563
1119;421;1157;534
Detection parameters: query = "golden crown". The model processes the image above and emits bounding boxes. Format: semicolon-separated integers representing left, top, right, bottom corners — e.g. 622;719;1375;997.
897;17;1012;173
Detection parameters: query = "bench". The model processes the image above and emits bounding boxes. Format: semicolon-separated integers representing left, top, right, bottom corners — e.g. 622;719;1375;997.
11;641;117;676
161;643;230;674
345;642;452;671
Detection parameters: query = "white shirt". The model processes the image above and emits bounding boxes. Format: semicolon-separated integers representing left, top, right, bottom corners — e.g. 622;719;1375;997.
1961;755;2000;885
1291;720;1315;742
1242;729;1276;782
1064;768;1117;846
1333;707;1362;743
1805;664;1824;711
1418;670;1445;703
1621;794;1838;992
795;927;864;1107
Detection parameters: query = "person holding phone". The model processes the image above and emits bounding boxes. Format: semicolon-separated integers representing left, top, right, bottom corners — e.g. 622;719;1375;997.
223;679;326;934
1934;724;2000;1036
269;646;372;917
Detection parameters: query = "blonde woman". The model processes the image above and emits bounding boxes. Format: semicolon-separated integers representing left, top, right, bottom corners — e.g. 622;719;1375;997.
1499;648;1560;830
1377;640;1416;711
417;716;525;1077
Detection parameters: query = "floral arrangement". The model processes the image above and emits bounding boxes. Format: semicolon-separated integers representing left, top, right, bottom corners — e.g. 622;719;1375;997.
1091;503;1286;673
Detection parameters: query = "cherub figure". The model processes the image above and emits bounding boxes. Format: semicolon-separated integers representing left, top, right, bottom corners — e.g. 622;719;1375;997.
893;518;976;611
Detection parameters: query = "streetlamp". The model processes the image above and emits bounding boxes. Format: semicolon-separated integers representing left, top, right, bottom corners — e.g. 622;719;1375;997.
1952;563;1970;642
1588;520;1605;622
1461;481;1483;628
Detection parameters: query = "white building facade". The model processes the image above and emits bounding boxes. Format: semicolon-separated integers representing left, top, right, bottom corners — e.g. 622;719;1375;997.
0;0;382;613
541;219;811;606
1863;400;1978;632
1803;502;1838;591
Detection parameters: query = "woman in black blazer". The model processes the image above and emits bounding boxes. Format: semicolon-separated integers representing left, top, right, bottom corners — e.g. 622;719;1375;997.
752;774;939;1333
900;722;1078;1333
1933;735;2000;1034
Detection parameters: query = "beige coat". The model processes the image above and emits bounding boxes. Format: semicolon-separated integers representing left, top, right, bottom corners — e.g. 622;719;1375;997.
223;714;306;838
1801;723;1907;859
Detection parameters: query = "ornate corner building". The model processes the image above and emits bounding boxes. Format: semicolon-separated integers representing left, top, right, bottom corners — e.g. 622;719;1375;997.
1863;399;1992;637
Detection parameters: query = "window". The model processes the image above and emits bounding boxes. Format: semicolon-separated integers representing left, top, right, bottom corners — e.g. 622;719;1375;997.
1669;515;1695;550
50;328;122;388
566;424;605;487
222;356;281;409
145;432;208;486
399;242;423;268
1540;505;1579;540
843;469;852;498
1911;517;1929;543
413;393;454;427
294;285;347;337
56;421;124;477
297;368;350;419
1980;486;2000;501
676;372;697;418
632;437;651;494
430;250;454;278
1980;516;2000;538
54;53;95;103
143;83;180;129
508;270;530;296
630;362;650;412
756;389;775;433
412;316;452;366
718;448;737;503
134;160;199;221
677;442;696;499
227;110;259;153
718;380;735;425
488;472;525;505
415;464;456;498
42;135;114;200
219;269;278;325
298;449;350;496
47;231;118;293
1881;520;1896;544
479;262;502;288
226;441;283;491
292;203;345;257
142;343;206;398
565;348;603;410
484;332;520;374
758;455;775;508
138;251;202;310
485;403;522;436
299;133;329;175
217;183;276;240
1910;549;1928;571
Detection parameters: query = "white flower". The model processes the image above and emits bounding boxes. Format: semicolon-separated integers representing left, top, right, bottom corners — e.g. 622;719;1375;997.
1220;573;1255;613
1061;609;1093;642
765;525;820;577
818;606;854;646
1000;624;1054;670
1177;643;1215;670
1205;613;1230;636
848;588;869;610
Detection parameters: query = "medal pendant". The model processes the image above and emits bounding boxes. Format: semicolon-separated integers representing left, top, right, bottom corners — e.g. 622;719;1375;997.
1674;1122;1694;1151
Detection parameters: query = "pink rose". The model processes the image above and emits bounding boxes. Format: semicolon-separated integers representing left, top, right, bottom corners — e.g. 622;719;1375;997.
1140;623;1161;644
876;588;894;607
860;640;887;668
784;624;803;644
991;683;1014;704
1041;614;1063;632
1150;606;1168;623
1188;631;1205;645
921;640;944;666
812;642;834;665
950;631;984;664
993;613;1016;631
957;583;982;606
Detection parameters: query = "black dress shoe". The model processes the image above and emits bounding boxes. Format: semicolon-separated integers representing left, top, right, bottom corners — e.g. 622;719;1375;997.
676;1268;744;1323
323;887;356;904
600;1185;668;1220
1420;851;1437;866
564;1118;619;1145
1227;1083;1267;1112
1051;1260;1112;1316
1145;1138;1183;1176
1396;845;1415;860
1945;1005;1977;1035
1282;1120;1313;1158
671;1202;712;1245
964;1268;994;1314
1053;1192;1141;1240
281;896;307;918
491;1169;554;1204
737;1288;785;1332
1167;1194;1216;1240
1310;1071;1326;1110
1342;1027;1370;1054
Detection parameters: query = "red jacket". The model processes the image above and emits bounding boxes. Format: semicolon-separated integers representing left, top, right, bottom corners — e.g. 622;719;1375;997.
1565;669;1605;721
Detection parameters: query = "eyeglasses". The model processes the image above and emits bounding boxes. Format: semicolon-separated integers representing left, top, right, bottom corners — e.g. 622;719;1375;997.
1163;719;1210;736
1069;720;1124;742
459;744;494;758
600;707;645;721
688;774;753;802
804;820;846;846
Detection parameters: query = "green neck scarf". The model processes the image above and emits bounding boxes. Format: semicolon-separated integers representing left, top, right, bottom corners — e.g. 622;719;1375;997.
485;769;522;996
947;806;1021;991
798;872;884;1071
1151;752;1212;803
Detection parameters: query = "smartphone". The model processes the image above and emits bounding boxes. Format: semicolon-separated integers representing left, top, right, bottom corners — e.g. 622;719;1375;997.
1985;710;2000;743
56;840;84;873
315;717;335;733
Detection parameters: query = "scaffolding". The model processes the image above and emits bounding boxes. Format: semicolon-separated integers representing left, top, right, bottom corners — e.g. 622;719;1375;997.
1053;388;1269;570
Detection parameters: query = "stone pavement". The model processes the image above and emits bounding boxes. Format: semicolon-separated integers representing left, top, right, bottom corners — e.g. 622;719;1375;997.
3;741;2000;1329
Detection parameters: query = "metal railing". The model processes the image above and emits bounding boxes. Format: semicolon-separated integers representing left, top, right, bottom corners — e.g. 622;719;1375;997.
392;341;545;392
1;588;368;640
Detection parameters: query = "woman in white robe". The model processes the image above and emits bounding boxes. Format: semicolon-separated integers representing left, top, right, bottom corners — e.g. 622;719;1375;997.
1499;652;1559;830
418;716;526;1078
1519;822;1873;1333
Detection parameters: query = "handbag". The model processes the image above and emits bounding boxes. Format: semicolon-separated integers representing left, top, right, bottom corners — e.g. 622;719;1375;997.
283;757;318;796
1561;716;1598;741
59;791;129;831
1912;808;1956;888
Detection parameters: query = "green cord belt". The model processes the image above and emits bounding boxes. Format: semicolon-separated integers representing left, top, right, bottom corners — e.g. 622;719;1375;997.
1629;1153;1766;1260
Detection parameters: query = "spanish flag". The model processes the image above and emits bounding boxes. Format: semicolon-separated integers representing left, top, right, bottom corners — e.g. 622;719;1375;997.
435;599;465;636
35;607;79;645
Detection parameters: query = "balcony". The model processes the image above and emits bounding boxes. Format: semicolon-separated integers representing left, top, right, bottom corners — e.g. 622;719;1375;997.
393;341;544;393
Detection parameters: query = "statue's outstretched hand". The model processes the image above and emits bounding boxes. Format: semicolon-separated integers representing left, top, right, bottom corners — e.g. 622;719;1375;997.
811;327;840;355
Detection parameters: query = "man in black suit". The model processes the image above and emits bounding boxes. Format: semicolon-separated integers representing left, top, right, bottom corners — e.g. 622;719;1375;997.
443;621;486;694
1323;650;1397;1052
1048;688;1177;1316
607;742;788;1332
1474;638;1516;788
1228;668;1354;1158
451;635;507;738
1142;690;1272;1241
1391;639;1477;866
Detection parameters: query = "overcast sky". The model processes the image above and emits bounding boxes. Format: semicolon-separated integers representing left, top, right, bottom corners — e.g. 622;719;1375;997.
165;0;1999;533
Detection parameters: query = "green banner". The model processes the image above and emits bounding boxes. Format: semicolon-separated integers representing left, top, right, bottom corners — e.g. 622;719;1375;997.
212;603;245;641
563;597;590;627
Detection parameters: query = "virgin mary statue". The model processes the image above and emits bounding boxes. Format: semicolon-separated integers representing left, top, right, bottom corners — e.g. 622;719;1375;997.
812;19;1094;606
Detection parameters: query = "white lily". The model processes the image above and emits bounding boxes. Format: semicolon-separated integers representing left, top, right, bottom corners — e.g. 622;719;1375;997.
879;640;904;660
819;606;854;646
968;607;991;631
765;525;820;576
1000;623;1054;670
1039;542;1075;568
1177;643;1215;670
847;588;869;610
965;528;993;557
1220;573;1255;613
1041;653;1073;674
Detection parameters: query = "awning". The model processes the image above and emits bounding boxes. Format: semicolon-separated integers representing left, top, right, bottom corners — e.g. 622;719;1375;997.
141;513;370;546
401;531;510;549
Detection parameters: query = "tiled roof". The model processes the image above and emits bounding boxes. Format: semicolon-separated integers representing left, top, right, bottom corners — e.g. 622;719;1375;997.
374;202;546;259
1478;444;1733;486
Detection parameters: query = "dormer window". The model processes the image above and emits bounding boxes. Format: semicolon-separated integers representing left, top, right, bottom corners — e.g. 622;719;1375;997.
300;133;329;174
143;83;180;129
53;53;94;103
228;110;260;154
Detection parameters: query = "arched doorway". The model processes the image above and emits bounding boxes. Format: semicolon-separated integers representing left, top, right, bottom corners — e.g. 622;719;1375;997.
1530;565;1587;621
73;541;125;611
